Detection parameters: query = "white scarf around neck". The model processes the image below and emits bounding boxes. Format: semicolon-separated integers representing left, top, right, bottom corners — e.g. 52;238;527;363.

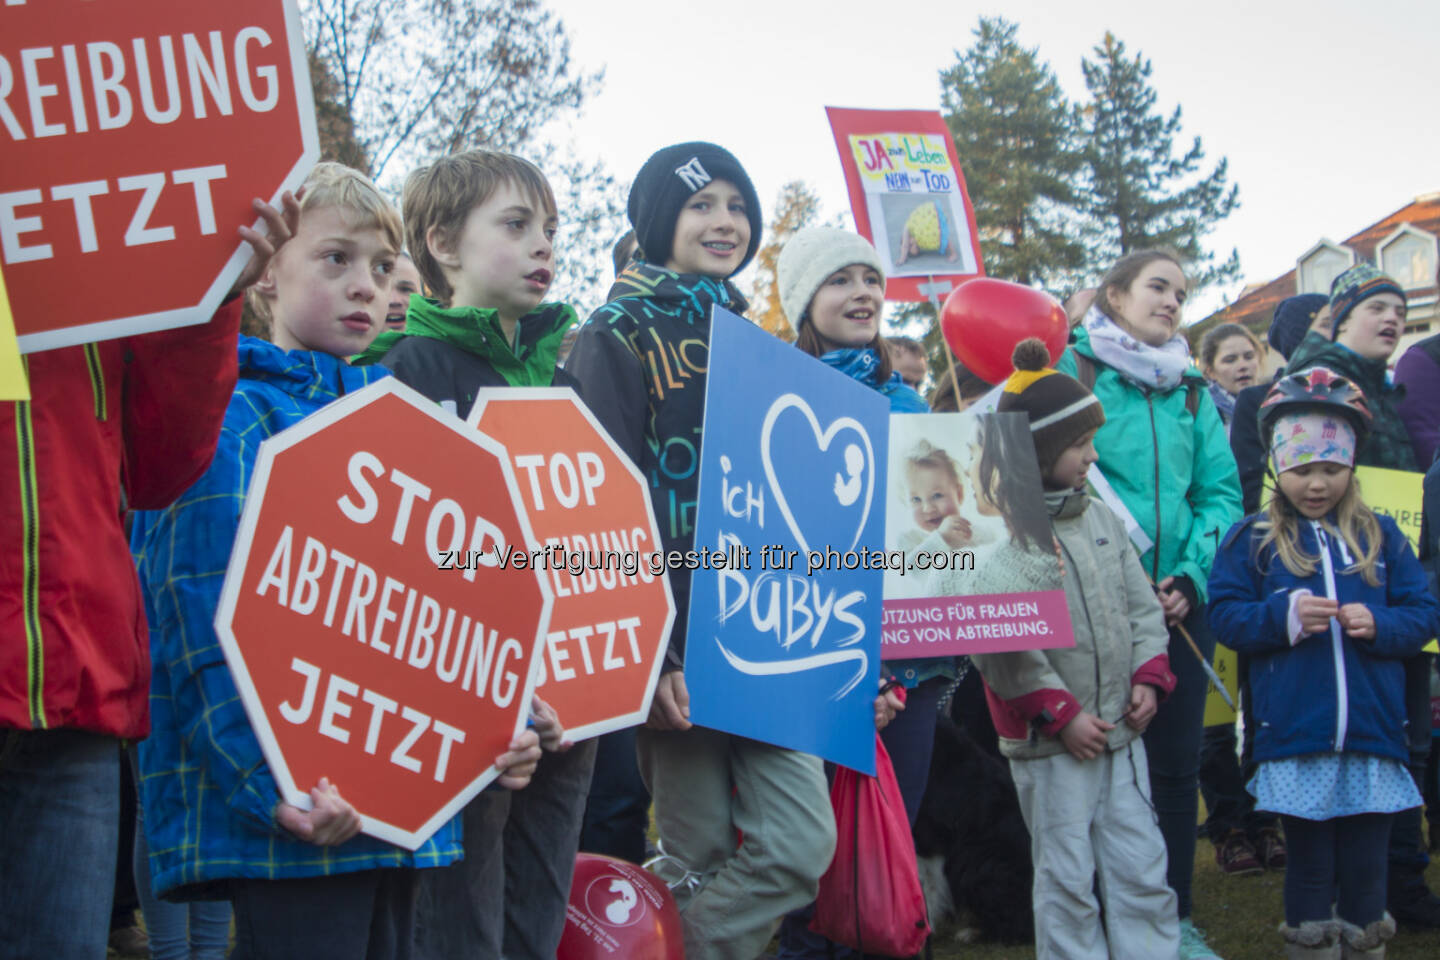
1082;304;1193;391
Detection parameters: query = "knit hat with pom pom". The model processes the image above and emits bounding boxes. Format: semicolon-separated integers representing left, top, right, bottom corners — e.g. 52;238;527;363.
997;338;1106;474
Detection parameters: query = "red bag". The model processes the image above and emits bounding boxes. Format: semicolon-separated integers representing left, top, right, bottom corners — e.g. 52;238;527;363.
810;734;931;957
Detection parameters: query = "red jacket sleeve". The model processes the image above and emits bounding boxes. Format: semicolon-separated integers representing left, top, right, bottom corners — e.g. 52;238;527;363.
981;678;1083;740
1131;653;1177;701
121;297;242;509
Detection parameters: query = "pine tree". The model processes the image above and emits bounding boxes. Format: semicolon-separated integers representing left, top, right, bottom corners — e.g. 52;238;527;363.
749;181;824;342
1078;32;1240;288
939;17;1083;288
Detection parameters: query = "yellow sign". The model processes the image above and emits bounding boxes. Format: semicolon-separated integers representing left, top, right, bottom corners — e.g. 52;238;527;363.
847;132;954;184
1354;465;1424;551
1203;643;1240;726
0;264;28;401
1354;466;1436;652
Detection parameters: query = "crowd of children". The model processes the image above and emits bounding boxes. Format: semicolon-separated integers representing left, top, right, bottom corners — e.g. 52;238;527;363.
3;135;1440;960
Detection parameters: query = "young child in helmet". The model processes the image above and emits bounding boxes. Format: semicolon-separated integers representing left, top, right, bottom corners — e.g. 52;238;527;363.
1208;367;1440;959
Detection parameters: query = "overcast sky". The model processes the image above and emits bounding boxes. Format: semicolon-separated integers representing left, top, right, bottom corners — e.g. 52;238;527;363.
545;0;1440;320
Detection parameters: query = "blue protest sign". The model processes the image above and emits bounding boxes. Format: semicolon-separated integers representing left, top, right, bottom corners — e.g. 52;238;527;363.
685;306;888;774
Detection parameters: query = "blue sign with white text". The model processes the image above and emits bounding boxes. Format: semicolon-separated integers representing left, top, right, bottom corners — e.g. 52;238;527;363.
685;306;888;774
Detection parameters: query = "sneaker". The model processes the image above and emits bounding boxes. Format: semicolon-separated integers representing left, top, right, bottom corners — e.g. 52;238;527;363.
1178;918;1223;960
1256;826;1287;870
1214;830;1263;876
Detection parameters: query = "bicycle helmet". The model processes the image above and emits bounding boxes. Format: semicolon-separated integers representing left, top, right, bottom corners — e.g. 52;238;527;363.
1257;366;1372;446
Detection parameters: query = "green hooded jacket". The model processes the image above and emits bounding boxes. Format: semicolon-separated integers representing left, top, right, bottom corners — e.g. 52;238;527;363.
1056;324;1242;602
353;296;577;418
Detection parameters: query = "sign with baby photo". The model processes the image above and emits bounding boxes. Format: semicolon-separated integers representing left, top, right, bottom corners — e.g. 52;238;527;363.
825;107;983;302
881;411;1075;659
686;306;887;774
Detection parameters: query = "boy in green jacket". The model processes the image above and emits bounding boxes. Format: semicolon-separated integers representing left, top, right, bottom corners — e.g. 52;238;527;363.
356;149;588;960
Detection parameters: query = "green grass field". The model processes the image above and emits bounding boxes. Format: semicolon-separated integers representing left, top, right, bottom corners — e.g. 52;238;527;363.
926;839;1440;959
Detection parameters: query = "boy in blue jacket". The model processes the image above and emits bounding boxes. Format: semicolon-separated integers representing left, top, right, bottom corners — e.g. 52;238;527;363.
131;162;541;959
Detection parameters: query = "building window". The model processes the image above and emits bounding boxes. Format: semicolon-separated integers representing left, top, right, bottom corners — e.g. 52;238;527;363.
1297;245;1353;295
1380;230;1437;290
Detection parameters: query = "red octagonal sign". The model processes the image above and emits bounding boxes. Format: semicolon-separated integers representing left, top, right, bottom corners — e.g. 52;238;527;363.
216;379;552;850
469;388;674;741
1;0;317;352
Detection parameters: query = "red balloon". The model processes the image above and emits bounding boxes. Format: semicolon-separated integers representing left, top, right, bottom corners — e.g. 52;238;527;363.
557;853;686;960
939;278;1068;385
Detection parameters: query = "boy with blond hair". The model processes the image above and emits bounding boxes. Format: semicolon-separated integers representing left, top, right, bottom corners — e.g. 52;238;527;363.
131;162;541;960
354;149;590;960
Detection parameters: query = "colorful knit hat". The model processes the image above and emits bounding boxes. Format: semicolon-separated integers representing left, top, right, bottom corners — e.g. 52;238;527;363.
1328;263;1404;340
627;142;762;275
997;338;1105;474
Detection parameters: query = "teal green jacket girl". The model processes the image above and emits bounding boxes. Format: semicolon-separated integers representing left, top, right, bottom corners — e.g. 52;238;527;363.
1057;323;1242;603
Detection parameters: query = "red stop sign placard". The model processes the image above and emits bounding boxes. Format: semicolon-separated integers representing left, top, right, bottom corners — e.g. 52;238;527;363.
1;0;316;352
216;380;552;850
468;388;674;741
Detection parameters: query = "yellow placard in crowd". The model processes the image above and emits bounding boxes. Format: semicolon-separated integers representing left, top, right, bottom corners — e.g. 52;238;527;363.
0;264;29;402
1203;643;1240;727
1355;465;1424;551
1355;466;1436;652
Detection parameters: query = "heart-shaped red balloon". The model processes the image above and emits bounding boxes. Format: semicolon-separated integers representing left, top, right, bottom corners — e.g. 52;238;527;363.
940;278;1068;384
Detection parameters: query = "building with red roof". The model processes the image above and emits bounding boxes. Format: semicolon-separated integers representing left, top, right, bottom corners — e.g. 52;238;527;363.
1192;192;1440;364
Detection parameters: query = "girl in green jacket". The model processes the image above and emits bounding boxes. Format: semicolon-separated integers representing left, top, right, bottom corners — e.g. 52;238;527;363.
1056;249;1242;960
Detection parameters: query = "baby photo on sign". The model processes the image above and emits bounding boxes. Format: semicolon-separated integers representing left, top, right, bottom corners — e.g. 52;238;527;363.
882;411;1071;659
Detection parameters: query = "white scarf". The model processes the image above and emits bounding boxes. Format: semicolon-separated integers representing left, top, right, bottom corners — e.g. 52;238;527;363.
1082;304;1193;391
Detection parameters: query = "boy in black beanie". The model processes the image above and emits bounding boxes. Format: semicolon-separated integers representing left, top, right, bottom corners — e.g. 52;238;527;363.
566;143;835;960
971;339;1181;959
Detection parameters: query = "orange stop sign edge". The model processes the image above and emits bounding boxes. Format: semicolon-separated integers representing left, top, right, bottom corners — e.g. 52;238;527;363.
467;386;676;741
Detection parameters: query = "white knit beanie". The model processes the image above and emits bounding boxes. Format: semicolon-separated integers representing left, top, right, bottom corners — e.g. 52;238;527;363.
777;227;886;330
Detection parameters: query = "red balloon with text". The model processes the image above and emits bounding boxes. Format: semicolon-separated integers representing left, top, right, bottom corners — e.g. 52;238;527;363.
557;854;685;960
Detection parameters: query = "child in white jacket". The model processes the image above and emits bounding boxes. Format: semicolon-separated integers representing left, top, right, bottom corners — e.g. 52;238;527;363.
971;339;1181;960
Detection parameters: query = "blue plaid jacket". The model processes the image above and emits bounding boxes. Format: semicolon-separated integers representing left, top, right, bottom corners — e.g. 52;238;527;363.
131;336;462;899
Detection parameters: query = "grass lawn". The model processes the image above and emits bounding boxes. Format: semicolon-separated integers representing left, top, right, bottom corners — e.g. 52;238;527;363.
927;840;1440;959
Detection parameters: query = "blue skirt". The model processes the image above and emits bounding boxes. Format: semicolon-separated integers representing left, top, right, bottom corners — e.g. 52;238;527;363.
1248;752;1420;820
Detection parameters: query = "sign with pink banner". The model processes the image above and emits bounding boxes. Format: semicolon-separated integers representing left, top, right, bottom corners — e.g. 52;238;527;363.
880;411;1074;658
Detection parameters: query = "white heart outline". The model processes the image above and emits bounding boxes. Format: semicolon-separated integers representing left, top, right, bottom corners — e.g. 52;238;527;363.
759;393;875;555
